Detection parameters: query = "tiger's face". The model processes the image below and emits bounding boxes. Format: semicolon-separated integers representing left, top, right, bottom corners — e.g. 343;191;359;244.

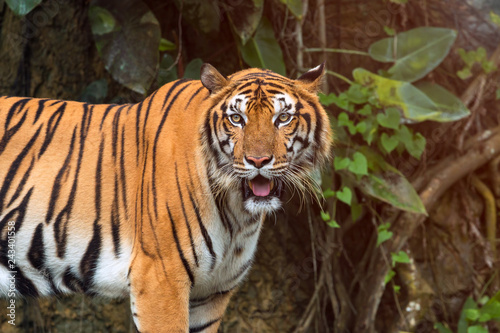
201;64;332;215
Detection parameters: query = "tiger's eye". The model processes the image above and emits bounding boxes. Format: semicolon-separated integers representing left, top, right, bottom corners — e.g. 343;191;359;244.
279;113;291;122
230;114;242;124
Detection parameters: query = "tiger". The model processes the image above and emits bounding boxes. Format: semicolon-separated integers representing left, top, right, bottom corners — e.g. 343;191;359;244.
0;63;332;332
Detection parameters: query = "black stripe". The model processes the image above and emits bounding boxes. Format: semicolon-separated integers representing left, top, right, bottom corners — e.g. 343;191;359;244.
46;129;77;223
15;267;39;297
99;104;117;129
189;318;221;333
185;86;204;110
119;125;129;219
0;127;41;214
306;100;323;150
28;223;45;271
141;91;158;159
39;101;66;157
187;180;216;269
62;267;84;292
27;223;58;294
0;99;30;156
111;175;122;256
0;189;37;296
224;259;253;285
53;105;92;257
151;81;191;218
80;222;102;293
7;156;35;206
134;101;144;166
175;163;199;267
166;203;195;286
137;146;155;259
112;105;127;160
33;99;49;123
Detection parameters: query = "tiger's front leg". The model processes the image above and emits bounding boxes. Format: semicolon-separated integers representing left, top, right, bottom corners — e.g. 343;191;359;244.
129;253;191;333
189;290;236;333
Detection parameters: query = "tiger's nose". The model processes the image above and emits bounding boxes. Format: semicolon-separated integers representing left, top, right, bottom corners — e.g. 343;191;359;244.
245;155;272;168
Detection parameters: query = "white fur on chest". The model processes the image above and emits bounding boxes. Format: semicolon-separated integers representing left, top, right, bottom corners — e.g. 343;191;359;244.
190;206;263;300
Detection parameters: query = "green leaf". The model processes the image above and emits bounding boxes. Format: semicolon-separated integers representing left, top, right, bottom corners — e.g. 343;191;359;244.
369;27;457;82
320;210;331;222
346;84;369;104
334;156;351;171
458;298;479;333
479;300;500;321
457;67;473;80
459;48;476;67
157;53;178;86
88;6;117;35
173;0;219;33
355;121;367;134
89;0;161;94
349;148;427;214
318;93;336;106
319;92;351;110
383;26;395;36
434;323;453;333
467;326;488;333
491;11;500;27
5;0;41;16
159;38;176;51
391;251;410;265
358;104;372;116
348;152;368;176
465;308;480;321
481;60;497;74
414;81;470;121
354;68;470;122
384;269;395;284
380;133;399;154
377;229;393;247
327;220;340;228
183;58;203;79
351;202;362;222
376;107;401;129
226;0;263;45
336;187;352;205
323;188;336;199
239;17;286;75
79;79;108;104
279;0;303;20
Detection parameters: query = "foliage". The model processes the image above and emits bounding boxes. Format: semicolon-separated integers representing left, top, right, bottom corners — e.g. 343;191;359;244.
369;27;457;82
319;28;469;292
435;291;500;333
457;47;497;80
237;17;286;76
85;0;286;94
88;0;161;94
5;0;40;16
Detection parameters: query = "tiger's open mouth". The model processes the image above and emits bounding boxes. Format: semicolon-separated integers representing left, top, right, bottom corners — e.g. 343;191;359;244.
242;175;283;200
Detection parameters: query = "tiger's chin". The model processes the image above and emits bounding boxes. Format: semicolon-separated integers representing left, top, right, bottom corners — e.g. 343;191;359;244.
241;175;284;214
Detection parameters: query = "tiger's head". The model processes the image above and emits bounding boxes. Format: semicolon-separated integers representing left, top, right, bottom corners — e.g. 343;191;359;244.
200;64;332;215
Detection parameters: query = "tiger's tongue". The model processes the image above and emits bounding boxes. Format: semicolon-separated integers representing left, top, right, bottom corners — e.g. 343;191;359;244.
250;178;271;197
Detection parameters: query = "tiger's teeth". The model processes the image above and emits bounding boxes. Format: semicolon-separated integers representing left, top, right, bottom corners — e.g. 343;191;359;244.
248;180;253;190
270;180;274;190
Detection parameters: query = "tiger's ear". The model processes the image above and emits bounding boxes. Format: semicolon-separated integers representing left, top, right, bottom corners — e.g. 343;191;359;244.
297;63;325;93
201;63;228;94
